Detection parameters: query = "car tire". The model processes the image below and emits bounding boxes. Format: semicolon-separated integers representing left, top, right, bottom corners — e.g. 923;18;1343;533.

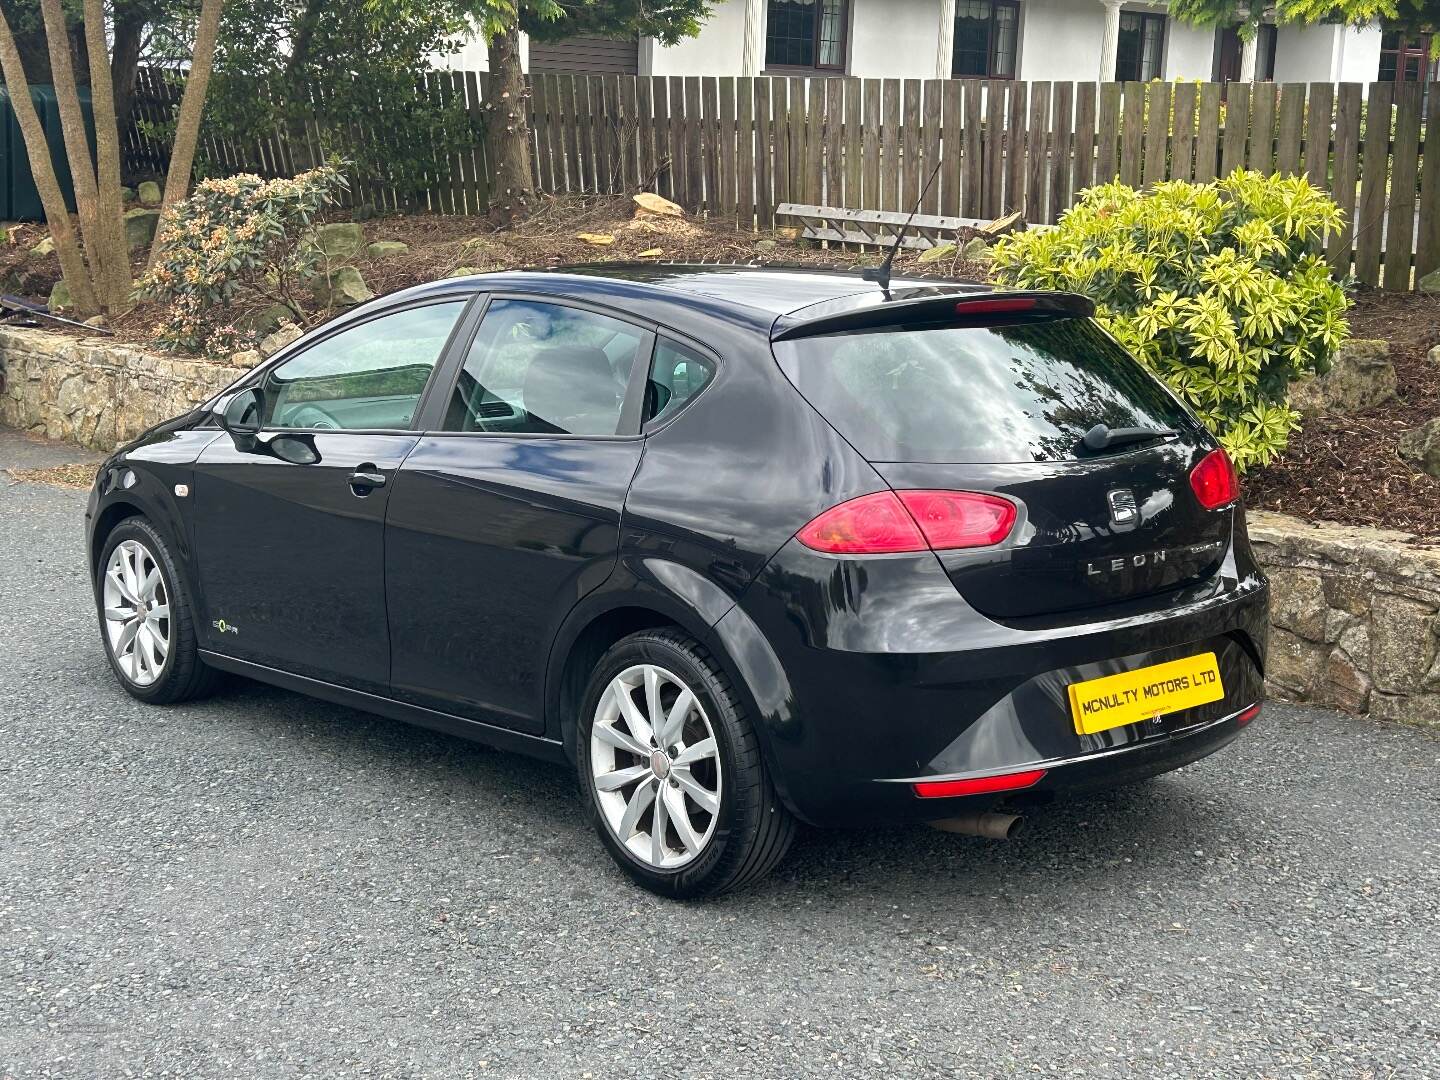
95;517;221;705
576;628;796;899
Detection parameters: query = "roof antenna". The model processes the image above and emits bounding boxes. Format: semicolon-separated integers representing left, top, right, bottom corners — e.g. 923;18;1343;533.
863;160;944;295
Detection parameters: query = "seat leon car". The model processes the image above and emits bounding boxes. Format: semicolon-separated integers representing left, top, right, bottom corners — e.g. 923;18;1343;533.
87;264;1268;897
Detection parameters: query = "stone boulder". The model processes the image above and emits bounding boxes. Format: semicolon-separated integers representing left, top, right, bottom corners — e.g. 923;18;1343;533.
1398;417;1440;480
310;265;373;308
123;208;160;250
230;349;264;370
47;279;71;312
238;303;294;338
961;237;993;264
918;242;956;265
28;236;54;259
119;186;135;203
311;222;366;261
366;240;408;260
447;266;482;278
1420;268;1440;294
1427;344;1440;366
259;323;304;357
1288;338;1395;418
137;180;162;206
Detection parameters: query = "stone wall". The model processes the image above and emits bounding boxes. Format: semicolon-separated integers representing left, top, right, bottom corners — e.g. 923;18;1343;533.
0;327;244;452
1250;512;1440;727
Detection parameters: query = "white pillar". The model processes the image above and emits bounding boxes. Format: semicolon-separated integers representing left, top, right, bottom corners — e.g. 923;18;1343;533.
936;0;957;80
1099;0;1124;81
1239;30;1259;81
742;0;765;77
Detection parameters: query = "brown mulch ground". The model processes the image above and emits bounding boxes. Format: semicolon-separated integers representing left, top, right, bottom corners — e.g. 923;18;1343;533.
1244;289;1440;542
5;462;96;488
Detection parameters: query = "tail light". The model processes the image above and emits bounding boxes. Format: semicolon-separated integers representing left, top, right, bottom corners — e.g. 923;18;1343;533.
797;490;1017;555
913;769;1047;798
1189;448;1238;510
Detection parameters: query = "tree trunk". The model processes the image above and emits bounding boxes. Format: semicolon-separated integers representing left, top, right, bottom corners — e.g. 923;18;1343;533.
150;0;226;270
110;11;147;147
84;0;134;311
0;12;98;314
279;0;330;172
485;22;536;228
39;0;102;276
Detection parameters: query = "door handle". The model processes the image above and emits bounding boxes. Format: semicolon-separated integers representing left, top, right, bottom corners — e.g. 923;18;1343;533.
348;468;388;492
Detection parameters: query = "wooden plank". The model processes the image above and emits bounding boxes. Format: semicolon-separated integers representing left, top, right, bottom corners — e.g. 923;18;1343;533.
529;74;553;196
1303;82;1334;190
668;76;687;204
446;71;476;213
768;78;788;217
789;76;808;212
863;79;882;212
1383;81;1423;290
1050;81;1073;220
1276;82;1305;176
651;77;672;200
1328;82;1362;273
684;76;704;211
922;80;943;214
984;81;1006;217
1221;82;1250;176
1007;81;1029;215
753;77;774;229
1248;81;1276;174
636;76;656;191
808;77;826;207
719;76;738;223
1194;82;1222;182
882;78;902;211
843;79;863;211
737;76;755;230
941;80;963;216
1353;81;1393;286
1142;80;1168;187
616;74;638;191
1026;82;1050;223
1072;81;1097;195
898;79;919;208
703;75;721;210
593;75;615;192
1416;81;1440;280
823;78;843;209
558;74;580;193
962;79;984;217
1119;82;1144;187
1096;81;1122;183
1170;81;1196;182
464;70;489;212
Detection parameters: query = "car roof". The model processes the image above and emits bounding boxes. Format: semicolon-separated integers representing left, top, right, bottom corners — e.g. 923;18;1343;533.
395;263;996;337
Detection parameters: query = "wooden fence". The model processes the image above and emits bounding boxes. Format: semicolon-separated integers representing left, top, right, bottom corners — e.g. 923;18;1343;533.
126;72;1440;291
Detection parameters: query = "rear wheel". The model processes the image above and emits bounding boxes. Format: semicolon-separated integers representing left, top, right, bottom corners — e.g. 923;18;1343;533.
576;629;795;898
96;518;219;704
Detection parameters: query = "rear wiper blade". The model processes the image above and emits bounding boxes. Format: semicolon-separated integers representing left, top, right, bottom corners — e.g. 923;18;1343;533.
1081;424;1178;452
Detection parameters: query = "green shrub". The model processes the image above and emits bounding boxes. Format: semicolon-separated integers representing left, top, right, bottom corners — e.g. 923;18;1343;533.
991;170;1350;471
139;164;349;354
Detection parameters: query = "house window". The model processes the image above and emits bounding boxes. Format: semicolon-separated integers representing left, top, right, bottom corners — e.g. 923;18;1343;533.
1115;11;1165;81
1215;24;1277;82
765;0;849;71
1379;32;1437;83
952;0;1020;78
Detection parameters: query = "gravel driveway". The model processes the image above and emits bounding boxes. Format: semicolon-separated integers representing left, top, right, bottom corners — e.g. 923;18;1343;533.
2;431;1437;1079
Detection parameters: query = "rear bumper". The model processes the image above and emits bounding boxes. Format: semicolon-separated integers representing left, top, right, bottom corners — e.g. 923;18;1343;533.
717;533;1269;829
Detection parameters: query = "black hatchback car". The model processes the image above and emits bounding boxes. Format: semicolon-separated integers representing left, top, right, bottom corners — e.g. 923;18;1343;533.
87;265;1268;897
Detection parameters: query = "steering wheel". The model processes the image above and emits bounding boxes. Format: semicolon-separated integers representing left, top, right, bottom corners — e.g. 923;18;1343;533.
285;403;342;430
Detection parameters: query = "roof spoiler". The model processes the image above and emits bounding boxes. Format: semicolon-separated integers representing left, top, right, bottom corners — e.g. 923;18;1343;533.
771;291;1096;342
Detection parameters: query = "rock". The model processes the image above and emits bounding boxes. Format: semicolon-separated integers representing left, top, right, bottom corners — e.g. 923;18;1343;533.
633;192;684;218
310;265;373;308
47;279;71;312
637;248;663;258
28;236;54;259
259;323;304;358
229;349;264;370
351;203;378;222
1420;268;1440;294
1428;344;1440;367
754;239;778;252
120;186;135;203
961;237;992;263
919;243;957;265
366;240;409;260
137;180;162;206
1323;574;1372;618
311;222;367;261
1368;691;1440;727
447;266;482;278
1267;567;1328;642
1324;647;1372;713
1288;339;1395;418
1370;595;1439;693
123;208;160;250
1397;417;1440;480
576;232;616;246
238;303;293;337
1266;626;1326;699
82;315;107;328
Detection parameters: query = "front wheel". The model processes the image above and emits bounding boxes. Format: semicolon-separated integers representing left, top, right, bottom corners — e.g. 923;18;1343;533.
576;629;795;899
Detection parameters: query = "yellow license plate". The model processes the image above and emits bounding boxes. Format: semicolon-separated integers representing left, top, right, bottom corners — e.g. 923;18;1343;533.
1067;652;1225;735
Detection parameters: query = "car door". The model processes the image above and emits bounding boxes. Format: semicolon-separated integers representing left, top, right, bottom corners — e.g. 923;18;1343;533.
384;295;653;733
191;296;473;693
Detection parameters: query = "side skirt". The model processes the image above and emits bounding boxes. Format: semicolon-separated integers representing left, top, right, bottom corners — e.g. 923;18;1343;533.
199;651;570;765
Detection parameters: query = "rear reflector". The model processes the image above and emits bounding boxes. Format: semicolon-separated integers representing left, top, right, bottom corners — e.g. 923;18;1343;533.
798;490;1017;555
1236;703;1262;726
1190;448;1239;510
912;769;1047;799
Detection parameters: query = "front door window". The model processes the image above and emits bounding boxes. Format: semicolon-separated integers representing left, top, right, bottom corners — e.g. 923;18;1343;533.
765;0;849;72
1115;11;1165;82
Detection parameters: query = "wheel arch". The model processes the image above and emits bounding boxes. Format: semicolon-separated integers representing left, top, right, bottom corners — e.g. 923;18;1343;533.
90;499;147;579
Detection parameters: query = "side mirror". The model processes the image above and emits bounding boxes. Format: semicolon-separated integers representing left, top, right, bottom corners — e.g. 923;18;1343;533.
214;388;262;449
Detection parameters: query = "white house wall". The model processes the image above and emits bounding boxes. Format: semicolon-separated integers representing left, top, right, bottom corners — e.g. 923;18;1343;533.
649;0;750;76
1336;24;1383;83
1164;17;1216;80
848;0;946;79
1016;0;1106;81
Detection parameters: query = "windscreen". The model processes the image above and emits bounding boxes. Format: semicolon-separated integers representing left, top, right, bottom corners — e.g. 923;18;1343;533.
774;318;1195;464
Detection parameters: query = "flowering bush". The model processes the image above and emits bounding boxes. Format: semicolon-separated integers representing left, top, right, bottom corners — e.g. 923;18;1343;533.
991;170;1350;471
139;165;349;354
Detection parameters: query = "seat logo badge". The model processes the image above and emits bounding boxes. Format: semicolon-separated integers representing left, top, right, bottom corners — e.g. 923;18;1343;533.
1107;488;1139;527
212;619;239;635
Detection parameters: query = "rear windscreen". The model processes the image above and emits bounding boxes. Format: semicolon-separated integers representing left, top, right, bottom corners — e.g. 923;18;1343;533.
774;318;1196;464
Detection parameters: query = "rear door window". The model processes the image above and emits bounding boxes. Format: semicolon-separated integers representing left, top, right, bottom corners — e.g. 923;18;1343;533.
774;318;1195;463
645;338;716;426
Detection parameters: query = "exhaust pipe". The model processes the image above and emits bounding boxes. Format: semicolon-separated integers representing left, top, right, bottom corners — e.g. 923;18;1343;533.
929;812;1025;841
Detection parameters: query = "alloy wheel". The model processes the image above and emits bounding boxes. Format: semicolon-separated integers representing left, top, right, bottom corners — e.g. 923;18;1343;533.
589;663;722;870
102;539;171;687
